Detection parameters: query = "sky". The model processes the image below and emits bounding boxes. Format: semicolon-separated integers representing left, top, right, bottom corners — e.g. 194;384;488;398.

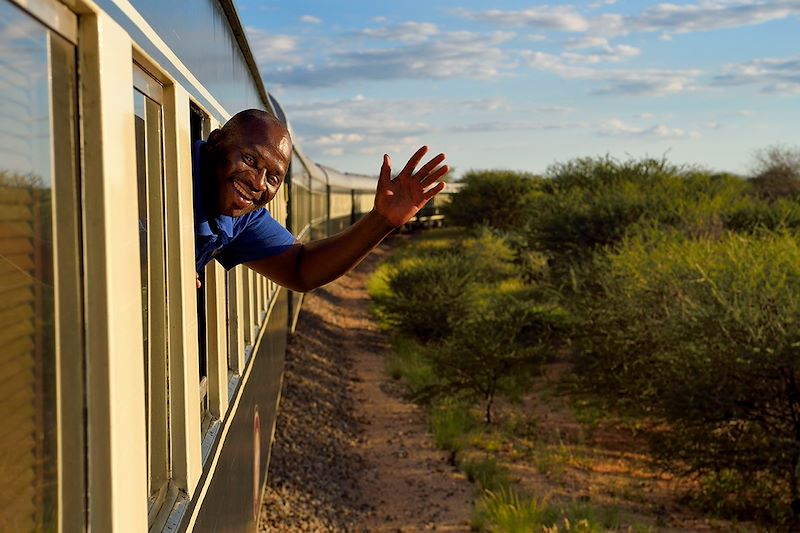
236;0;800;178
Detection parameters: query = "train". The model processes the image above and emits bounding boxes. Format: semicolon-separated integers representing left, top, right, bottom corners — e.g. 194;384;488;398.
0;0;452;531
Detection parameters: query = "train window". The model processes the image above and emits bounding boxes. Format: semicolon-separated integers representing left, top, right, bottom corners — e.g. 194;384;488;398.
290;151;311;239
190;102;215;435
189;103;209;145
0;1;79;529
133;64;171;526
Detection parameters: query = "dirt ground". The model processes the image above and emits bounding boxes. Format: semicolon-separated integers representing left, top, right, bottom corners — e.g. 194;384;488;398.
259;243;474;532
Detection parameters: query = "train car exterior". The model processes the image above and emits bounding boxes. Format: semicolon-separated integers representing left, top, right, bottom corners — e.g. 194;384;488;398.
0;0;383;531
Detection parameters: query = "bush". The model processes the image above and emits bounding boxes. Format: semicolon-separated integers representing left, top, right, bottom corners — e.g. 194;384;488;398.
429;401;476;464
525;157;747;263
385;337;439;398
750;145;800;199
461;456;510;492
723;196;800;232
444;170;541;231
460;228;519;283
578;228;800;522
429;293;570;423
684;469;790;524
373;253;475;341
472;488;622;532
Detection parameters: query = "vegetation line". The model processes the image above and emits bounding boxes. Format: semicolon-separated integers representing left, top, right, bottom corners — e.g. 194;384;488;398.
369;146;800;531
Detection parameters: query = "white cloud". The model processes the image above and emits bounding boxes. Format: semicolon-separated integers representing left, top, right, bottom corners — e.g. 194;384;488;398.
599;118;700;139
522;50;701;95
456;1;800;40
628;0;800;37
245;26;302;65
562;43;640;64
452;6;590;32
283;97;435;158
309;133;365;146
360;22;439;43
537;105;576;113
565;36;610;49
299;15;321;25
450;120;588;133
713;56;800;94
266;30;516;87
589;0;618;8
461;98;509;111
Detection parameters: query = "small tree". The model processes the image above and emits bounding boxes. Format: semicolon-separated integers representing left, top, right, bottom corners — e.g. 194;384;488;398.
443;170;540;231
750;145;800;199
374;253;475;341
427;294;569;423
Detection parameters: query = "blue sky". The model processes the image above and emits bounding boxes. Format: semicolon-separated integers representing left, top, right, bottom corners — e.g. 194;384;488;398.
237;0;799;178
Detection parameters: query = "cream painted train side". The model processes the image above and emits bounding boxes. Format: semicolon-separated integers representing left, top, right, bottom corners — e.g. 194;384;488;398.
0;0;390;531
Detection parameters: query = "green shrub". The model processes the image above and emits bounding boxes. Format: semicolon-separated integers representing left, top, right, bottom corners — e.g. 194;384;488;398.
723;196;800;232
473;488;623;532
683;469;790;525
430;293;570;423
430;401;476;463
525;157;747;265
461;456;510;491
385;337;439;398
578;228;800;521
374;253;475;341
461;228;519;282
444;170;541;231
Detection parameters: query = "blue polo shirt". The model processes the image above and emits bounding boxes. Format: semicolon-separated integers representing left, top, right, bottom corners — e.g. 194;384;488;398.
193;140;295;273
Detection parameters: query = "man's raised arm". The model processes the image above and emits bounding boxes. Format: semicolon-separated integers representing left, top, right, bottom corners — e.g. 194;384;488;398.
245;146;448;292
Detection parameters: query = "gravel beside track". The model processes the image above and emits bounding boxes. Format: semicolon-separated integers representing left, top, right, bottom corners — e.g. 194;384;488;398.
259;242;472;533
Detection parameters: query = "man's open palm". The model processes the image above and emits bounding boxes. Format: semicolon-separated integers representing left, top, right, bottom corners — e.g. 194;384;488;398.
374;146;448;228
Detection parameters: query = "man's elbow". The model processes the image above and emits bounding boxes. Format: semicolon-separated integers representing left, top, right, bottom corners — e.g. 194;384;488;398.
285;279;316;293
249;271;315;293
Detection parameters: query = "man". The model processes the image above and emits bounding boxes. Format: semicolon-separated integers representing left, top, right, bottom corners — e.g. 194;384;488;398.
194;109;448;289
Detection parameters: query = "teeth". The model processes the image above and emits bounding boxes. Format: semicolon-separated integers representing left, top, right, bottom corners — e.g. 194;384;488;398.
234;181;253;201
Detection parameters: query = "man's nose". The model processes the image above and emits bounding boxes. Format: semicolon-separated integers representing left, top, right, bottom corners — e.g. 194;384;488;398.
254;167;267;191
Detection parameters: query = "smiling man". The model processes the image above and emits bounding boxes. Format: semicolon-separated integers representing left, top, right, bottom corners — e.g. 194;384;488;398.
193;108;448;291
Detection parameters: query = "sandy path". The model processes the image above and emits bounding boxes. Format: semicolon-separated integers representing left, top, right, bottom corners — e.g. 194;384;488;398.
260;243;473;532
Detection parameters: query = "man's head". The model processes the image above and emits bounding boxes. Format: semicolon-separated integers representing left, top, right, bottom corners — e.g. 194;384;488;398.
204;109;292;217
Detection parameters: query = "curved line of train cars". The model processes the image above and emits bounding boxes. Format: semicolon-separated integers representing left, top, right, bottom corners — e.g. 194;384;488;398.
0;0;454;531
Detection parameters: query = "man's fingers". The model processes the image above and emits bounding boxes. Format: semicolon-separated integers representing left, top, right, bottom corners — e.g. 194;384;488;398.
423;181;446;202
420;164;449;187
414;153;446;181
378;154;392;186
399;146;429;177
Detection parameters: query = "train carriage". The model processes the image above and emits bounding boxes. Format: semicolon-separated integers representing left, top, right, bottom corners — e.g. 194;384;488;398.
0;0;383;531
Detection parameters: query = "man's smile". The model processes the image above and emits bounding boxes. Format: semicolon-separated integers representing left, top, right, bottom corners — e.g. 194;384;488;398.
232;179;259;206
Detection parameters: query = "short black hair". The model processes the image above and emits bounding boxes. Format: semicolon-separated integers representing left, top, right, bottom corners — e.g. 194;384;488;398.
221;108;287;137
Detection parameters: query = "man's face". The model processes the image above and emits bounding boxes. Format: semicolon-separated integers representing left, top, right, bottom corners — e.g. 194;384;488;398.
208;118;291;217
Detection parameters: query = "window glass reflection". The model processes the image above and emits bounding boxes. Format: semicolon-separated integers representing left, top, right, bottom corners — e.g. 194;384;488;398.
0;2;74;530
134;82;170;524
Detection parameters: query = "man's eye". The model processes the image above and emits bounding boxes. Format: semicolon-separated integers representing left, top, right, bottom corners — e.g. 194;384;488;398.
243;154;256;166
268;175;280;186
